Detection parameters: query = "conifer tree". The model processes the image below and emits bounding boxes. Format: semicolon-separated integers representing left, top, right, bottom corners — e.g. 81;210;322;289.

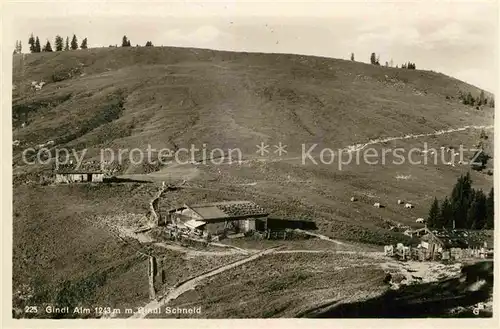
28;33;35;53
55;35;64;51
122;36;130;47
427;198;440;228
70;34;78;50
64;37;70;51
485;187;494;229
42;40;53;52
450;173;472;228
438;197;453;229
34;36;41;53
80;37;88;49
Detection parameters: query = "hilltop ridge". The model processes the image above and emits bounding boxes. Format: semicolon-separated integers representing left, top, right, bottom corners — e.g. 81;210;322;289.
12;46;494;174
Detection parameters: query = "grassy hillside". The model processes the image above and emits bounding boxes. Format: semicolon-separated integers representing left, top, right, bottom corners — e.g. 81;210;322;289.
11;47;495;315
12;47;493;172
12;45;494;240
12;183;155;317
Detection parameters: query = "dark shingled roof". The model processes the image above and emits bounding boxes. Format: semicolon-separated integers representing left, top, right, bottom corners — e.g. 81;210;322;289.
426;229;494;249
175;201;268;221
54;161;105;174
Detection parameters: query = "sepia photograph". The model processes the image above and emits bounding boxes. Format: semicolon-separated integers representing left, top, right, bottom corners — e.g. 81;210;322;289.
4;0;497;323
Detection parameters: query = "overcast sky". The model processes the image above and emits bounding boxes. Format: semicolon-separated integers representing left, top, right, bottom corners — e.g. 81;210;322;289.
6;0;498;92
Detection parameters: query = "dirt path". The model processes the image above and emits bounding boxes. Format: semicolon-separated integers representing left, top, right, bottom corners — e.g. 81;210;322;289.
340;124;493;153
153;241;251;257
217;124;494;165
129;246;282;318
294;229;348;246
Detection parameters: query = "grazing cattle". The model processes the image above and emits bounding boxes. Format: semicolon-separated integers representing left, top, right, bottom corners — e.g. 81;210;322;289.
350;197;357;202
373;202;382;208
405;203;413;209
397;199;404;205
416;218;425;223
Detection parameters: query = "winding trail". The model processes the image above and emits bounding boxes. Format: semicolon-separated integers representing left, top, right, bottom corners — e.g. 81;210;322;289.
339;124;493;153
153;241;252;257
217;124;494;165
129;246;282;318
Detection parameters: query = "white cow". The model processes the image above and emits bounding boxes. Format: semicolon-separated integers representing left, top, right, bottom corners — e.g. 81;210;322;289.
350;197;357;202
397;199;404;205
373;202;382;208
416;218;425;223
405;203;414;209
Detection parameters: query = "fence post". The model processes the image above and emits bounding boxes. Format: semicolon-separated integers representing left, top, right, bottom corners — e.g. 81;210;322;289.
148;256;156;300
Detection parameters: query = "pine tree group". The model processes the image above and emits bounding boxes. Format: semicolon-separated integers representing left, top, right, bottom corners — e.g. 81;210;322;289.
427;173;493;230
27;33;87;53
13;40;22;54
401;62;416;69
27;35;41;53
459;90;494;108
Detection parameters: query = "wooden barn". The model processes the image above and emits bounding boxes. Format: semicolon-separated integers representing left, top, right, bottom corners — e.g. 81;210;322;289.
167;201;268;237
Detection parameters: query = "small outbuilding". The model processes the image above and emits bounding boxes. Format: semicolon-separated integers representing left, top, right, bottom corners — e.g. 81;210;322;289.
419;228;494;260
55;171;105;183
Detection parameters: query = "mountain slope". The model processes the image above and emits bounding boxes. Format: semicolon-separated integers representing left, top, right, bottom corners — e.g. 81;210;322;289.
12;46;494;245
12;46;493;171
